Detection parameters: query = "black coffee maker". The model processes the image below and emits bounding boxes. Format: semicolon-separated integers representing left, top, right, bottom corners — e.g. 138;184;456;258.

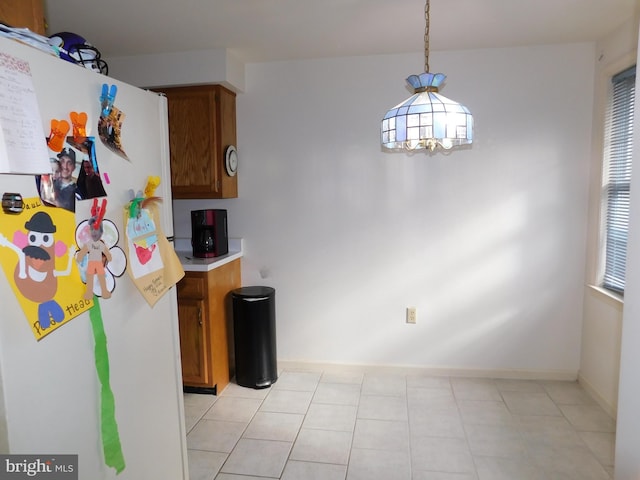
191;209;229;258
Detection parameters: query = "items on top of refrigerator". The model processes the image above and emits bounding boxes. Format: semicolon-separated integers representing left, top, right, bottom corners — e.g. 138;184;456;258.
48;31;108;75
0;24;109;75
0;23;56;56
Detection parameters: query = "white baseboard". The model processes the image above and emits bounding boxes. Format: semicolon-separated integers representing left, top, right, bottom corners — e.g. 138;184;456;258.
277;360;578;381
578;373;618;420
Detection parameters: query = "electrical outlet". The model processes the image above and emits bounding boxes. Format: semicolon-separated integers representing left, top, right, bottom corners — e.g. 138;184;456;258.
406;306;417;324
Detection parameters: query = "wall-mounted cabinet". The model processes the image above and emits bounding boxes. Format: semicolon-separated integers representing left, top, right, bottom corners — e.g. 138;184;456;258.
154;84;238;199
0;0;46;35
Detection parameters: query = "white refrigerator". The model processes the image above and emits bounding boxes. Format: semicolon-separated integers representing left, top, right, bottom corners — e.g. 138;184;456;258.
0;36;188;479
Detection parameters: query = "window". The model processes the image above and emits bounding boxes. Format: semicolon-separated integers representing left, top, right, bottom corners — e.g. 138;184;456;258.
602;65;635;294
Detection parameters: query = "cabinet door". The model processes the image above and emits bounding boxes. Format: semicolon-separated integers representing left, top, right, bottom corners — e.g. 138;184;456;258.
206;259;242;391
0;0;46;35
164;86;220;198
154;84;238;199
177;298;210;386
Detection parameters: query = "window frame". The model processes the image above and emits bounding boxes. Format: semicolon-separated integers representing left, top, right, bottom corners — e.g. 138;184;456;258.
600;64;636;296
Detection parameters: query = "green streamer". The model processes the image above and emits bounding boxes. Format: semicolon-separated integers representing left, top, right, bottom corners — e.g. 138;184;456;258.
89;297;126;474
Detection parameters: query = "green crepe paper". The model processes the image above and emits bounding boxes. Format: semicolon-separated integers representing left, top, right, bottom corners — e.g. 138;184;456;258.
89;297;126;474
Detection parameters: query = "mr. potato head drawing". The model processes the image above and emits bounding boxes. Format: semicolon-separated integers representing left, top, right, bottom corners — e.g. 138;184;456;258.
0;211;74;331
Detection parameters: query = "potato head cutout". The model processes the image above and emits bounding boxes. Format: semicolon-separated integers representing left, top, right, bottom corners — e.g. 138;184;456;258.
0;211;74;329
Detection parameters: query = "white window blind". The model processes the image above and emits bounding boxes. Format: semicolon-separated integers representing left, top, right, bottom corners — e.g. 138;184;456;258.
603;65;635;294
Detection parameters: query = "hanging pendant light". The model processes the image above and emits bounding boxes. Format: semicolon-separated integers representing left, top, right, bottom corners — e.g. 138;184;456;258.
381;0;473;152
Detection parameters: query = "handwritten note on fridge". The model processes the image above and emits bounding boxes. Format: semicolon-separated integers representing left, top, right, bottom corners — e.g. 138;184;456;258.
0;52;50;174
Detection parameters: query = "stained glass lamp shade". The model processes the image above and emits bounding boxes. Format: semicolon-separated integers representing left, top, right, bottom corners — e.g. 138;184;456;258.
381;72;473;151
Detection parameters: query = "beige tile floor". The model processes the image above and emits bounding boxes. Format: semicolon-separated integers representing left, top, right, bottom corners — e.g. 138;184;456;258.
184;366;616;480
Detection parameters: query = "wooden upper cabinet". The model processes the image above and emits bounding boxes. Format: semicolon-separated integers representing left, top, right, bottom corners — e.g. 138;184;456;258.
0;0;46;35
156;84;238;199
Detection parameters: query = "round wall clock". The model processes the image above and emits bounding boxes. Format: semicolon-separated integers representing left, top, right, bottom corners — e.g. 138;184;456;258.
225;145;238;176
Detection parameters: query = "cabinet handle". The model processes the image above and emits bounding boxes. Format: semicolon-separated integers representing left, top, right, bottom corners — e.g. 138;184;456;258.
198;307;202;326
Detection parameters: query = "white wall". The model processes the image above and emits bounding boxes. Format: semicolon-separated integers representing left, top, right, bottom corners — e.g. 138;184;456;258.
580;15;639;418
579;289;623;416
173;43;595;376
109;49;246;93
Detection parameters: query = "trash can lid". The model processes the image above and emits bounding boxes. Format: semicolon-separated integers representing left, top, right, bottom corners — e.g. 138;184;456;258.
232;286;275;298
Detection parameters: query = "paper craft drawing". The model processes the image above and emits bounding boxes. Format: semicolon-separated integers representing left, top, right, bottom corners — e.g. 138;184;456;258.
0;198;90;340
123;195;184;306
75;206;126;299
126;207;162;278
76;199;111;300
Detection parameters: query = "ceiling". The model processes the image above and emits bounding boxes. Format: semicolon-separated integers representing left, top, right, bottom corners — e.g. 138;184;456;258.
43;0;640;63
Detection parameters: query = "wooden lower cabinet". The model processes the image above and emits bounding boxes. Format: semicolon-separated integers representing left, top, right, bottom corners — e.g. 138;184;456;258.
177;259;241;394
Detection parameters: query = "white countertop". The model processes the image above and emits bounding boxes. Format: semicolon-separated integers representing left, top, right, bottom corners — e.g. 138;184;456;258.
175;238;243;272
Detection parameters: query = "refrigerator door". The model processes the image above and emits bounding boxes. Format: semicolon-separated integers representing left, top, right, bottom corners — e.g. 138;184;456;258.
0;36;187;479
157;92;174;238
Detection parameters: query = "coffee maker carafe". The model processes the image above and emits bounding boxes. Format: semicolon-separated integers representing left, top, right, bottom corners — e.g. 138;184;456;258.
191;209;228;258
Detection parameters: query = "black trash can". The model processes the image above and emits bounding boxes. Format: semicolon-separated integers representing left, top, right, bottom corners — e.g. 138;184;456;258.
231;286;278;389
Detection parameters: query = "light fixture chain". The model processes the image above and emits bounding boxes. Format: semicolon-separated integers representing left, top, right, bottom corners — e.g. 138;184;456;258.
424;0;430;73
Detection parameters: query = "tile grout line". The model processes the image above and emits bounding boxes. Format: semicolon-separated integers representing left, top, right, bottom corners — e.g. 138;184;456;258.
277;370;323;479
342;370;364;480
403;373;413;480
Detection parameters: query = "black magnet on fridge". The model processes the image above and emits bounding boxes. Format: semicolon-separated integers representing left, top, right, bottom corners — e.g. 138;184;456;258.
2;193;24;214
